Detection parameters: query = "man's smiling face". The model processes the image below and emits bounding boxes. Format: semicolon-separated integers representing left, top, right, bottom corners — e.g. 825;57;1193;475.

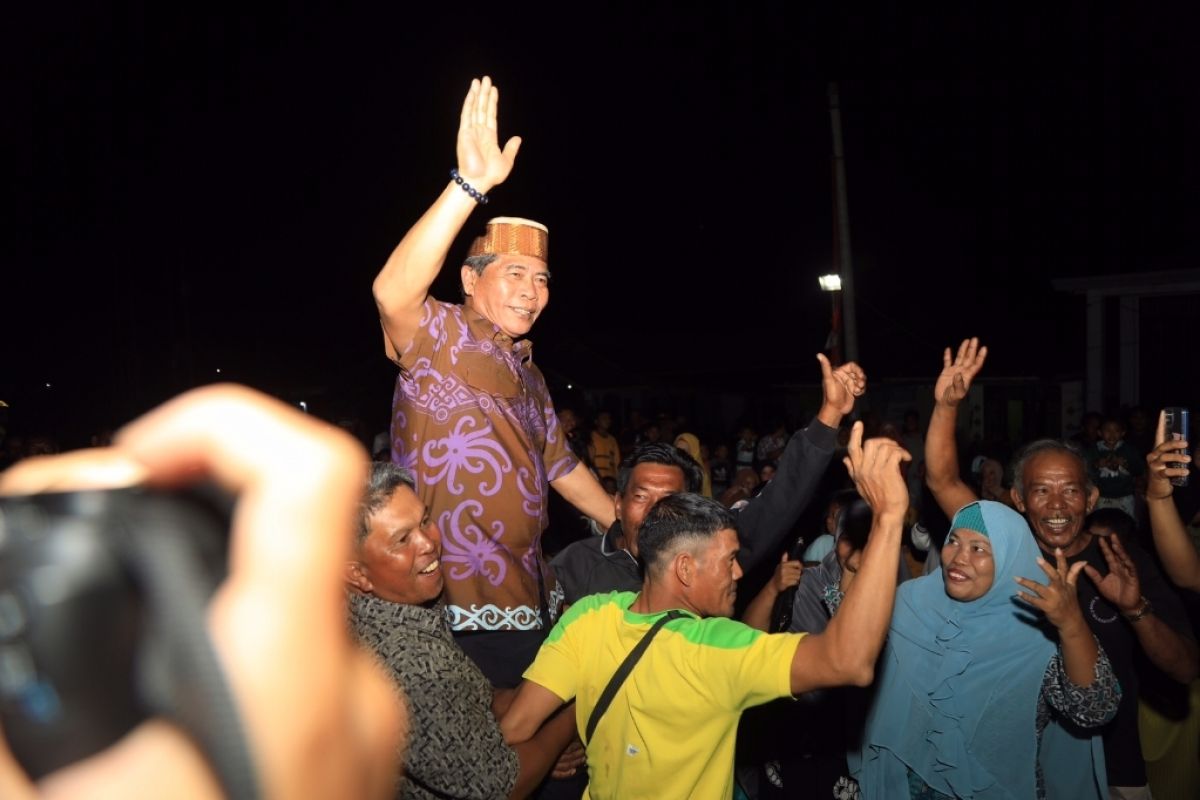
462;255;550;338
1011;450;1098;557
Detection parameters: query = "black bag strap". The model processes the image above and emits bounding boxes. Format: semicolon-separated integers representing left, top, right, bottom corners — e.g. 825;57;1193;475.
585;610;684;745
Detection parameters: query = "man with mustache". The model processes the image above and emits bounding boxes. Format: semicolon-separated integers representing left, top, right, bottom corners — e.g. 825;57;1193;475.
371;76;613;691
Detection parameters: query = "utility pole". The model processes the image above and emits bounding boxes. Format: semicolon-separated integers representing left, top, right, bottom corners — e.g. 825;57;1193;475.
828;82;859;364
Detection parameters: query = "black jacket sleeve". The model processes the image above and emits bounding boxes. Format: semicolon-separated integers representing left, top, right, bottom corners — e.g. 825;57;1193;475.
736;421;838;572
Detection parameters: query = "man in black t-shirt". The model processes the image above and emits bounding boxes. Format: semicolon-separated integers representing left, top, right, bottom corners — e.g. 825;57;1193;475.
926;338;1199;793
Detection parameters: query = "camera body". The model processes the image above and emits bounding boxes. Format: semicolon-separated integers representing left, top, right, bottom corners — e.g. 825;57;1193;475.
0;487;228;778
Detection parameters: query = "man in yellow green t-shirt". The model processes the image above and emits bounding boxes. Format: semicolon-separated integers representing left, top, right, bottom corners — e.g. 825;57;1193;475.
500;424;910;798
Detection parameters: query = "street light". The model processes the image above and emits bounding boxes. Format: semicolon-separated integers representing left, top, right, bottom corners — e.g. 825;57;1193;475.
819;274;843;364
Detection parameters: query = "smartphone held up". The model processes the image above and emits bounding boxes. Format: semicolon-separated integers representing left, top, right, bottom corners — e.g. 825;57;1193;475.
1164;407;1190;488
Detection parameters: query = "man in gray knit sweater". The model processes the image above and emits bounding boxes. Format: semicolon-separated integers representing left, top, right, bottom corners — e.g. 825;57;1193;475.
346;462;578;799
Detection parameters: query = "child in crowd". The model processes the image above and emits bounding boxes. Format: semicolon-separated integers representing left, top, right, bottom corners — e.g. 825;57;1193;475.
1086;416;1145;518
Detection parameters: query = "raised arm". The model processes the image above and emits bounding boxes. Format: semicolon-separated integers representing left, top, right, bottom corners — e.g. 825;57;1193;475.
789;424;910;693
925;338;986;518
372;76;522;359
735;354;863;570
1083;534;1199;684
1145;411;1199;590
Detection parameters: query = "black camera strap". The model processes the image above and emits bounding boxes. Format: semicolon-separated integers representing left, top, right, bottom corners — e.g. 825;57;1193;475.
123;518;260;800
584;610;683;745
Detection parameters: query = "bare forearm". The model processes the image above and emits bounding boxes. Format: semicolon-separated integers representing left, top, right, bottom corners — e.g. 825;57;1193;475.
820;511;904;682
500;681;565;746
1130;614;1200;684
509;705;577;799
551;465;616;528
925;403;976;517
742;584;781;632
1147;496;1200;591
815;402;843;429
1058;620;1100;686
372;183;485;336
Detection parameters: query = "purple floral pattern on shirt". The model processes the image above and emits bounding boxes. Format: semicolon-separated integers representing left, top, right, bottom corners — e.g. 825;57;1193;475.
439;498;508;585
422;416;512;497
388;299;580;630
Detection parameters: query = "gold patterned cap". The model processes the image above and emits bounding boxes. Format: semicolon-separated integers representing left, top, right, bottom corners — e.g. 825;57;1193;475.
466;217;549;263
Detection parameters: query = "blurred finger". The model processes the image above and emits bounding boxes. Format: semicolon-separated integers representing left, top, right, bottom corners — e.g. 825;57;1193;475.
1066;561;1087;586
972;345;989;372
816;352;833;380
955;338;970;364
114;384;367;606
460;78;479;130
1033;557;1058;582
1107;533;1133;569
1013;590;1042;608
486;84;499;130
1054;547;1069;575
0;449;147;495
846;421;864;463
472;77;487;126
1156;410;1167;447
1013;576;1046;597
1095;535;1116;568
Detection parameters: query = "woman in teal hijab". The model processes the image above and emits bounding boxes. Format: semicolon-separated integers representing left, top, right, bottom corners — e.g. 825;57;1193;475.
853;501;1119;799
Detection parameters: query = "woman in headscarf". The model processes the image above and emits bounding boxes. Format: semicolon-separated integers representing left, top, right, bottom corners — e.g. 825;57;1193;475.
853;500;1120;799
673;432;712;497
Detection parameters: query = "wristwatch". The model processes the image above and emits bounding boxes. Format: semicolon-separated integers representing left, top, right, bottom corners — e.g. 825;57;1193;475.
1123;595;1153;623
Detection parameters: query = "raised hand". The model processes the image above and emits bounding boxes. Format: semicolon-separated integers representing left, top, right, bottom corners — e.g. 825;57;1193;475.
1083;534;1143;614
1014;548;1089;632
934;338;988;407
0;386;403;799
771;552;804;593
456;76;522;192
817;353;866;420
1145;410;1192;500
843;422;911;519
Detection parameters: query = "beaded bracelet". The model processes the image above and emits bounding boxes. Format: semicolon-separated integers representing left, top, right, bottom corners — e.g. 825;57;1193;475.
450;168;489;204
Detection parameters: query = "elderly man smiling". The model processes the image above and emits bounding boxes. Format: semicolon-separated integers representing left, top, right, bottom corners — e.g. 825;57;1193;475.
925;338;1198;797
347;462;578;799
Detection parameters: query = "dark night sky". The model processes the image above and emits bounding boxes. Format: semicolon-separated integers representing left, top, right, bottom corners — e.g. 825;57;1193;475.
14;4;1199;438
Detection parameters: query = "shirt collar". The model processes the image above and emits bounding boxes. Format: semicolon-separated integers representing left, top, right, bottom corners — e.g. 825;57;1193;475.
463;304;534;363
348;591;446;636
601;521;637;564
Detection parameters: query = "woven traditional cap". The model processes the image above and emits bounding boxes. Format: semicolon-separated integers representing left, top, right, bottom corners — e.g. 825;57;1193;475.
466;217;549;262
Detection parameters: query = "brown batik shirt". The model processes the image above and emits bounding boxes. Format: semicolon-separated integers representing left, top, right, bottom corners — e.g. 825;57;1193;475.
389;299;579;631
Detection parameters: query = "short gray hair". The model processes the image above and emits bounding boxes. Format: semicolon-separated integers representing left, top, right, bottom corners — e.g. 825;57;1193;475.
461;254;498;300
463;254;498;275
356;462;416;543
1010;439;1094;500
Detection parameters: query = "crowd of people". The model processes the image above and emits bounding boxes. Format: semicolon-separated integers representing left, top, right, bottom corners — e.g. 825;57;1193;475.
2;76;1197;800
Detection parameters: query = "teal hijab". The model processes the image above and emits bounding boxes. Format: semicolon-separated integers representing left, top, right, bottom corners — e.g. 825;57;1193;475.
852;501;1106;799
